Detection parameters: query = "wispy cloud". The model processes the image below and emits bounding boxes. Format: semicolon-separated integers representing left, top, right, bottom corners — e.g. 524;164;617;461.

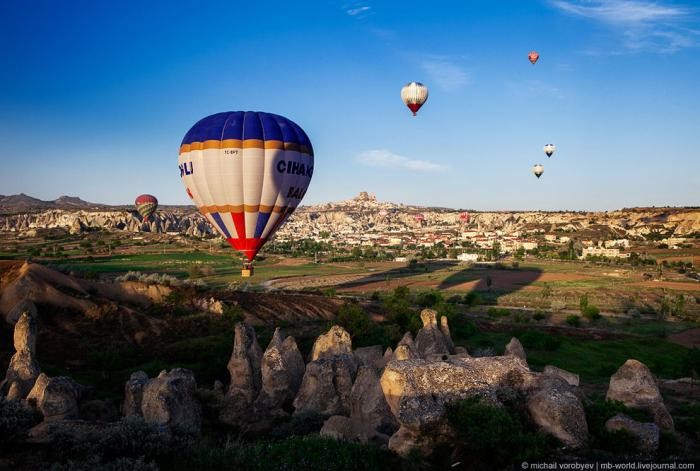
357;149;447;172
418;55;471;91
549;0;698;52
345;4;371;18
506;79;564;99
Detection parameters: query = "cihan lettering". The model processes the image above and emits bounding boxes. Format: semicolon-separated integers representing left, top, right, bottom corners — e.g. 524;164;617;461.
276;160;313;178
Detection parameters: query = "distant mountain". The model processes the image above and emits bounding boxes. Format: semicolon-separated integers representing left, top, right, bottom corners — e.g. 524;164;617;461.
53;195;103;208
0;193;105;212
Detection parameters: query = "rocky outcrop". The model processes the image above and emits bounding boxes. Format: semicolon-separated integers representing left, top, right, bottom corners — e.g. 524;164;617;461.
255;328;305;412
310;325;353;361
606;359;674;431
504;337;527;363
122;371;149;416
605;414;660;453
414;309;454;358
544;365;579;387
26;374;85;422
354;345;384;369
1;311;41;400
380;352;588;456
526;377;588;448
140;369;201;435
293;354;358;417
221;322;262;423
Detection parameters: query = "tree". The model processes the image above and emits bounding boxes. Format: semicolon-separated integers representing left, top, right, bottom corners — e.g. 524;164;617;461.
485;275;493;291
491;241;501;260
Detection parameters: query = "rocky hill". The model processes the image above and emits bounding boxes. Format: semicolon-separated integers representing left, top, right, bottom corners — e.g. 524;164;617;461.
1;192;699;239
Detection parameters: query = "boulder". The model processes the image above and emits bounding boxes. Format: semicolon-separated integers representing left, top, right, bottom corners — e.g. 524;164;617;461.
543;365;579;387
526;377;588;448
350;366;398;439
310;325;353;361
1;311;41;400
221;322;262;423
141;368;201;436
26;374;85;422
380;355;534;456
293;354;358;417
439;316;455;353
354;345;384;369
504;337;527;363
394;345;413;361
122;370;149;416
606;359;674;431
414;309;453;358
255;328;305;411
605;414;660;453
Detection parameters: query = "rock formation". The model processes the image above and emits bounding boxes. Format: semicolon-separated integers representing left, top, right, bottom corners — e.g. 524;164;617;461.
543;365;580;387
294;325;358;417
26;374;85;422
504;337;527;362
526;376;588;448
220;322;262;423
122;371;150;416
140;369;202;436
414;309;454;358
606;359;674;431
310;324;353;360
354;345;384;369
255;327;305;412
605;414;660;453
1;310;41;400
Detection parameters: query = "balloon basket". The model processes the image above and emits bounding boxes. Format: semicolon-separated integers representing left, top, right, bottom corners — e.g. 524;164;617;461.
241;263;254;278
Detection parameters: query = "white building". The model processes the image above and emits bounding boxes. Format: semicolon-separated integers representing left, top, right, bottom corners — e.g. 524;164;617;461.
581;247;630;259
457;253;479;262
604;239;630;249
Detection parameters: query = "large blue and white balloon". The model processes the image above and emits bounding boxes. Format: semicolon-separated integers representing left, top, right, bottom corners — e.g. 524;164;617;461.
178;111;314;265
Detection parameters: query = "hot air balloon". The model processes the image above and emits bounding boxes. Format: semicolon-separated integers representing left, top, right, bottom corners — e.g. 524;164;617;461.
459;211;470;224
528;51;539;64
379;209;388;217
544;144;556;158
414;213;426;225
401;82;429;116
532;164;544;179
179;111;314;277
135;194;158;222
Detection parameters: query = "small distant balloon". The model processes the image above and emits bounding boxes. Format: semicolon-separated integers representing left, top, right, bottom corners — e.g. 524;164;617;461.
544;144;556;158
532;164;544;179
414;213;426;222
401;82;429;116
459;211;470;223
135;194;158;221
379;209;388;217
528;51;539;65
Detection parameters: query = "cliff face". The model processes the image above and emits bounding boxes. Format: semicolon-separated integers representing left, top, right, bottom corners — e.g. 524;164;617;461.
0;210;213;237
0;193;698;238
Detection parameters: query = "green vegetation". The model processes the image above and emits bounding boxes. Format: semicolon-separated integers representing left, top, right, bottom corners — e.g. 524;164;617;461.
446;396;557;469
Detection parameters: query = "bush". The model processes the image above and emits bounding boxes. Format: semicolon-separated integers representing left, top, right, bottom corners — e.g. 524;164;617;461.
463;292;482;307
487;307;510;318
532;311;547;321
0;397;38;448
584;396;652;453
170;435;399;471
416;290;443;307
446;397;556;468
336;302;399;348
582;305;601;320
565;315;581;327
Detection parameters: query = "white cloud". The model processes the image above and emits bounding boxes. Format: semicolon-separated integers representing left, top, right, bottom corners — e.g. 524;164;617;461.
550;0;687;24
356;149;447;172
346;5;371;16
549;0;697;52
419;55;471;91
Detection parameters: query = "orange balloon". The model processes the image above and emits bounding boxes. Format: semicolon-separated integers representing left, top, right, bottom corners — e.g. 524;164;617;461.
528;51;539;65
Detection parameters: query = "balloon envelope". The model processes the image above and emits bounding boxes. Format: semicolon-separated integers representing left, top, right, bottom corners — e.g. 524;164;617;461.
532;164;544;178
528;51;539;64
414;213;425;221
401;82;429;116
544;144;556;157
135;194;158;221
178;111;314;261
459;211;470;223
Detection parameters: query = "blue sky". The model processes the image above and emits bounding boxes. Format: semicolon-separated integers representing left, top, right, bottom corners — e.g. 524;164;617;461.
1;0;698;210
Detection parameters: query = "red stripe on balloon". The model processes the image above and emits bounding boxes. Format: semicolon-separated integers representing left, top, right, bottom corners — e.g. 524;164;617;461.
230;211;246;241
